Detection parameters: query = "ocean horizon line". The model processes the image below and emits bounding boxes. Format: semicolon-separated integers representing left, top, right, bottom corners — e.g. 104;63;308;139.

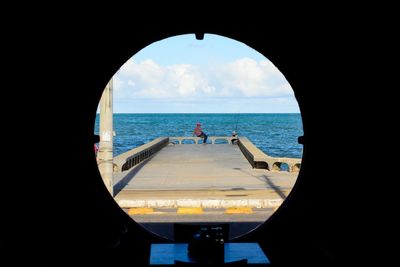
95;112;303;158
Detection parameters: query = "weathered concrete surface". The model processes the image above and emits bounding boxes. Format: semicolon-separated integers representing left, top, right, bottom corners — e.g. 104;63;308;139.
115;190;287;208
114;144;298;208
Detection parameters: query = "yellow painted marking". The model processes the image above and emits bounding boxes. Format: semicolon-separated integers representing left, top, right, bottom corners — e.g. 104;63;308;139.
128;208;154;215
225;207;253;214
177;207;203;214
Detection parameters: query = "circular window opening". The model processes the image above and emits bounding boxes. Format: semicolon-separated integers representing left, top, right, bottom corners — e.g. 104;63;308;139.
94;34;303;241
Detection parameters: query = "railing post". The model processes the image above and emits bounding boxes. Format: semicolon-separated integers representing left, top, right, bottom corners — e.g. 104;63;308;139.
98;78;113;196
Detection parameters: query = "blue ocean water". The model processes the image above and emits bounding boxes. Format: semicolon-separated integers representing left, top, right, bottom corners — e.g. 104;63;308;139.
94;113;303;159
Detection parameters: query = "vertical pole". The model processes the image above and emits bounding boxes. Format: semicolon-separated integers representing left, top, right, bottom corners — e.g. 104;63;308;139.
98;78;113;196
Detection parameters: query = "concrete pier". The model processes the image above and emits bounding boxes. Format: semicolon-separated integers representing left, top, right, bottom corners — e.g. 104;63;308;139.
113;139;300;209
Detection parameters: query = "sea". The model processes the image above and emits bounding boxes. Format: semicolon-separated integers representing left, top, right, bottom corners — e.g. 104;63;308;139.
94;113;303;159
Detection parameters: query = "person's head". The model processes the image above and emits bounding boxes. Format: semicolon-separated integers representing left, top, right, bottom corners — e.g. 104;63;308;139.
196;123;201;126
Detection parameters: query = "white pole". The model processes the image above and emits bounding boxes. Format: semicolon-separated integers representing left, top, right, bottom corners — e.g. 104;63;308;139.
98;78;113;195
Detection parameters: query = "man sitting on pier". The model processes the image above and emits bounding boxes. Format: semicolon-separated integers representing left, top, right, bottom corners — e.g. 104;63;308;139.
193;122;208;144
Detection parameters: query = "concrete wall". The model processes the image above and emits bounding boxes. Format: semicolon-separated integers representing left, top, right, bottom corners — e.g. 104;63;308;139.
237;137;302;172
113;137;169;172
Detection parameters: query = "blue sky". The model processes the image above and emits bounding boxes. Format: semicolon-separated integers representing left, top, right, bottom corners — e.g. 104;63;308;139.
109;34;300;113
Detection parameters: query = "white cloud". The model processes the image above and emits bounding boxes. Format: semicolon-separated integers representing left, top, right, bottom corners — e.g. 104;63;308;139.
120;59;164;84
276;83;295;96
219;58;291;97
134;87;170;98
113;57;294;102
112;75;123;92
169;64;200;96
259;59;281;75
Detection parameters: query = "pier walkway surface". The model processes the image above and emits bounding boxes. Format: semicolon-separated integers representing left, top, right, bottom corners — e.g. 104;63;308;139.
113;143;298;209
